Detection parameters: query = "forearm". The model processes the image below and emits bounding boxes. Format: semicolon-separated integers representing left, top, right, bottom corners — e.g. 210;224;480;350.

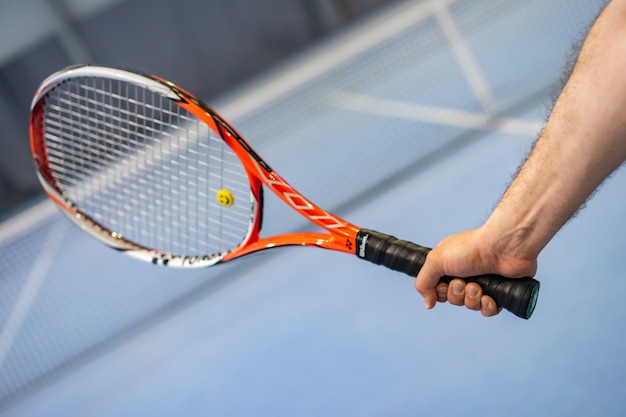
482;0;626;260
415;0;626;315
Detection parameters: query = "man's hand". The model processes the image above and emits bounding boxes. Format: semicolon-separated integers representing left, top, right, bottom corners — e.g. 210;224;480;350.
414;228;537;317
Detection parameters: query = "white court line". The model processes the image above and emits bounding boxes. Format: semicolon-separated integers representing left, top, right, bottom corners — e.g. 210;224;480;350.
331;91;543;137
0;220;67;369
432;2;497;113
0;199;57;245
218;0;457;120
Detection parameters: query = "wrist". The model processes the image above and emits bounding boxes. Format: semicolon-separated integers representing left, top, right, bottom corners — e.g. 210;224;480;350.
478;212;541;276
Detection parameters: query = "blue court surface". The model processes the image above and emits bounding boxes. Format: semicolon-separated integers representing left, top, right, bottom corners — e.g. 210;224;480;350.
1;0;624;416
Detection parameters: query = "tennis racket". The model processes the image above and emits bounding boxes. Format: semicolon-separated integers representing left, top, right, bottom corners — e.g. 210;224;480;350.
30;64;539;319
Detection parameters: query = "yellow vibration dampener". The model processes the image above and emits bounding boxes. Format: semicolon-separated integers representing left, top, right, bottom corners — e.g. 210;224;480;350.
216;189;234;207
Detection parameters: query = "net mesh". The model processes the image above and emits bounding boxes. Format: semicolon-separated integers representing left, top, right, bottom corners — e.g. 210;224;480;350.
0;0;606;409
41;76;252;257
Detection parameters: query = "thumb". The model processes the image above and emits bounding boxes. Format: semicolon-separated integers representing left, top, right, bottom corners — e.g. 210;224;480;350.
414;251;443;310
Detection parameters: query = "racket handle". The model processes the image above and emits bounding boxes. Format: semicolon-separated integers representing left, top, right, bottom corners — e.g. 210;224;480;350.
355;229;539;319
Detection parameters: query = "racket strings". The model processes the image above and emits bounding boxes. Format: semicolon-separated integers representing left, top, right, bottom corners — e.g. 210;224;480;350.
41;77;252;256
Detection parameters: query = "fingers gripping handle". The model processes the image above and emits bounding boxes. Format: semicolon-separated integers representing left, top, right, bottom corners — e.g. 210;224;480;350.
355;229;539;319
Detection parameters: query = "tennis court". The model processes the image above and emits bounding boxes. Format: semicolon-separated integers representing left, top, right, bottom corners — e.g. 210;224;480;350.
2;0;624;415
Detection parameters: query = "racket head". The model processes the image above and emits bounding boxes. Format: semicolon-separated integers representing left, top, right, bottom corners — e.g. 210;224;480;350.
30;65;262;267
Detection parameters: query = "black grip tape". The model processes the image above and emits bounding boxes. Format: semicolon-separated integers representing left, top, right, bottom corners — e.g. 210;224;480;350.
356;229;539;319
